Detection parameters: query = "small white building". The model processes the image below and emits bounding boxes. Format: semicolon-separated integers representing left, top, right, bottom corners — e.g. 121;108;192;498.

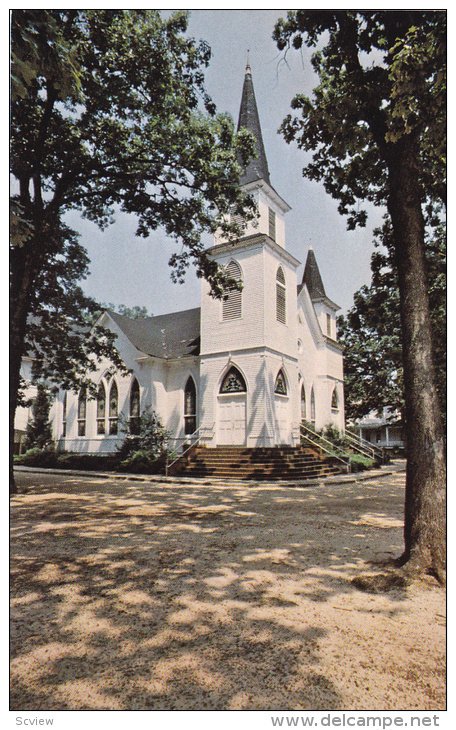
354;408;405;452
39;64;345;454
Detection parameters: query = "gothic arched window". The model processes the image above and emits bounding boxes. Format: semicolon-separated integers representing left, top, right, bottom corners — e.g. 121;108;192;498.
331;387;339;411
97;382;106;435
129;378;140;435
300;384;306;421
274;369;287;395
184;377;197;435
220;366;247;394
78;387;87;437
276;266;286;324
109;380;118;435
62;391;67;437
222;260;242;320
310;387;316;424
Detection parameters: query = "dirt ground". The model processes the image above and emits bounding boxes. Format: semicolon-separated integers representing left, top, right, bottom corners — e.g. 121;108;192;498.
10;468;445;711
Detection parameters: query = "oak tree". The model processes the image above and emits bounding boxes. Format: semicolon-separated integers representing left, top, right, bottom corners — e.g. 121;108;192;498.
338;212;446;427
274;10;446;580
10;10;255;491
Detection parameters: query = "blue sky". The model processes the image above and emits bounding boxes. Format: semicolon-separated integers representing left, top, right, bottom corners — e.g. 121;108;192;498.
65;8;386;317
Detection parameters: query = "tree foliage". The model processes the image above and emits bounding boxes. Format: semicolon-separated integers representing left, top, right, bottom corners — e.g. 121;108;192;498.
338;211;446;424
10;9;256;433
24;383;53;451
273;10;445;224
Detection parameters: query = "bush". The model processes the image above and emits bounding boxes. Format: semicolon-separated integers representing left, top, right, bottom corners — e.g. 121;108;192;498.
118;449;166;474
14;447;57;468
24;384;53;451
349;453;375;472
117;408;170;473
14;449;120;471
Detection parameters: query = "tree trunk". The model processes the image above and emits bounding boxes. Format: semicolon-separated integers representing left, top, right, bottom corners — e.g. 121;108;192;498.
387;137;446;581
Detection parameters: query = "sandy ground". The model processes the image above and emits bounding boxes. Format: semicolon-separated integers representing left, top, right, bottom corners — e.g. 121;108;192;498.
10;468;445;711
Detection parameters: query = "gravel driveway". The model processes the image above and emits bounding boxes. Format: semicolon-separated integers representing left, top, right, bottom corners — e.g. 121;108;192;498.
10;469;445;711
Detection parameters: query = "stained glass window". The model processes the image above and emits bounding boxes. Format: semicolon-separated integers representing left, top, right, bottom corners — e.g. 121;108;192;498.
274;369;287;395
109;381;118;435
78;387;86;437
184;377;197;435
310;387;316;423
300;385;306;421
331;387;339;410
130;378;140;435
220;366;247;393
62;391;67;437
97;382;106;435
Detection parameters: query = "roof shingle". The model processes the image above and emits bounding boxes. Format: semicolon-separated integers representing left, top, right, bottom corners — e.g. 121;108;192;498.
108;307;200;359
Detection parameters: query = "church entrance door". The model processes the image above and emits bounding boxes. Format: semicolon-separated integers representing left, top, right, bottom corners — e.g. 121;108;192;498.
217;394;247;445
274;395;290;444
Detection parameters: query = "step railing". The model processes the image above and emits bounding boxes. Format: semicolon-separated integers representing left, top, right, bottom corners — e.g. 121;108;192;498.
300;423;351;473
165;424;214;477
344;428;386;462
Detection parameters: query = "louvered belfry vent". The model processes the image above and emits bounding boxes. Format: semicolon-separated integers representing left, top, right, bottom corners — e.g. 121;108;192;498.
223;260;242;320
276;267;286;324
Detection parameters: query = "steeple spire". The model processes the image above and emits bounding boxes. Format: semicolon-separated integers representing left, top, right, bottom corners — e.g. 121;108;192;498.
302;249;327;300
237;59;271;186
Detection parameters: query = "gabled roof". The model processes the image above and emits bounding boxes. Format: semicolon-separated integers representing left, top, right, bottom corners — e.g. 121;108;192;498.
107;307;200;360
237;62;271;186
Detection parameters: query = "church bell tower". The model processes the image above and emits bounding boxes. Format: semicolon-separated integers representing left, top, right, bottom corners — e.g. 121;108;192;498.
199;60;301;448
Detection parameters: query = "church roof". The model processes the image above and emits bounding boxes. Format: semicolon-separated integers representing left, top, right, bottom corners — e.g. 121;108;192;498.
108;307;200;359
300;249;326;299
237;62;271;186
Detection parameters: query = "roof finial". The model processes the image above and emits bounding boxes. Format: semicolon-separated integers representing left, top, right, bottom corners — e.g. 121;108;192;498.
245;49;251;76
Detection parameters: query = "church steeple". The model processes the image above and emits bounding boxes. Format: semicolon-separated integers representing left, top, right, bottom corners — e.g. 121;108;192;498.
237;59;271;186
302;249;327;300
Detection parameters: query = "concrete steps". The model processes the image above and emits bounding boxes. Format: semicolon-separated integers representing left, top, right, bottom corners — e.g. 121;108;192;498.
170;445;344;481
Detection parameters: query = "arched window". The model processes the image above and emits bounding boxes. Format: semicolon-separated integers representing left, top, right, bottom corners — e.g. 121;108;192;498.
129;378;140;435
276;267;286;324
97;382;106;435
331;387;339;411
310;387;316;424
109;381;118;435
220;366;247;394
184;377;197;435
274;369;287;395
62;391;67;437
300;384;306;421
222;260;242;320
78;387;87;437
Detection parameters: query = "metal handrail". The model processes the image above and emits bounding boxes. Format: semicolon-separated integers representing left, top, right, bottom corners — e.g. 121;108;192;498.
300;424;351;472
344;428;385;461
342;432;377;460
301;422;349;455
165;423;214;476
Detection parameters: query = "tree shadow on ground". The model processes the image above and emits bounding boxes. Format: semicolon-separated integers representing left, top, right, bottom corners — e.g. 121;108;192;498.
10;471;443;711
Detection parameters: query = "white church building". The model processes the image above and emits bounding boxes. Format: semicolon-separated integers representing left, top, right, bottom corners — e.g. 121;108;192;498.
40;64;345;455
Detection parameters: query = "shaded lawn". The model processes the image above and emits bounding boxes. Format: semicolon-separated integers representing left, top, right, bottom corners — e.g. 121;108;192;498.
10;471;445;711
